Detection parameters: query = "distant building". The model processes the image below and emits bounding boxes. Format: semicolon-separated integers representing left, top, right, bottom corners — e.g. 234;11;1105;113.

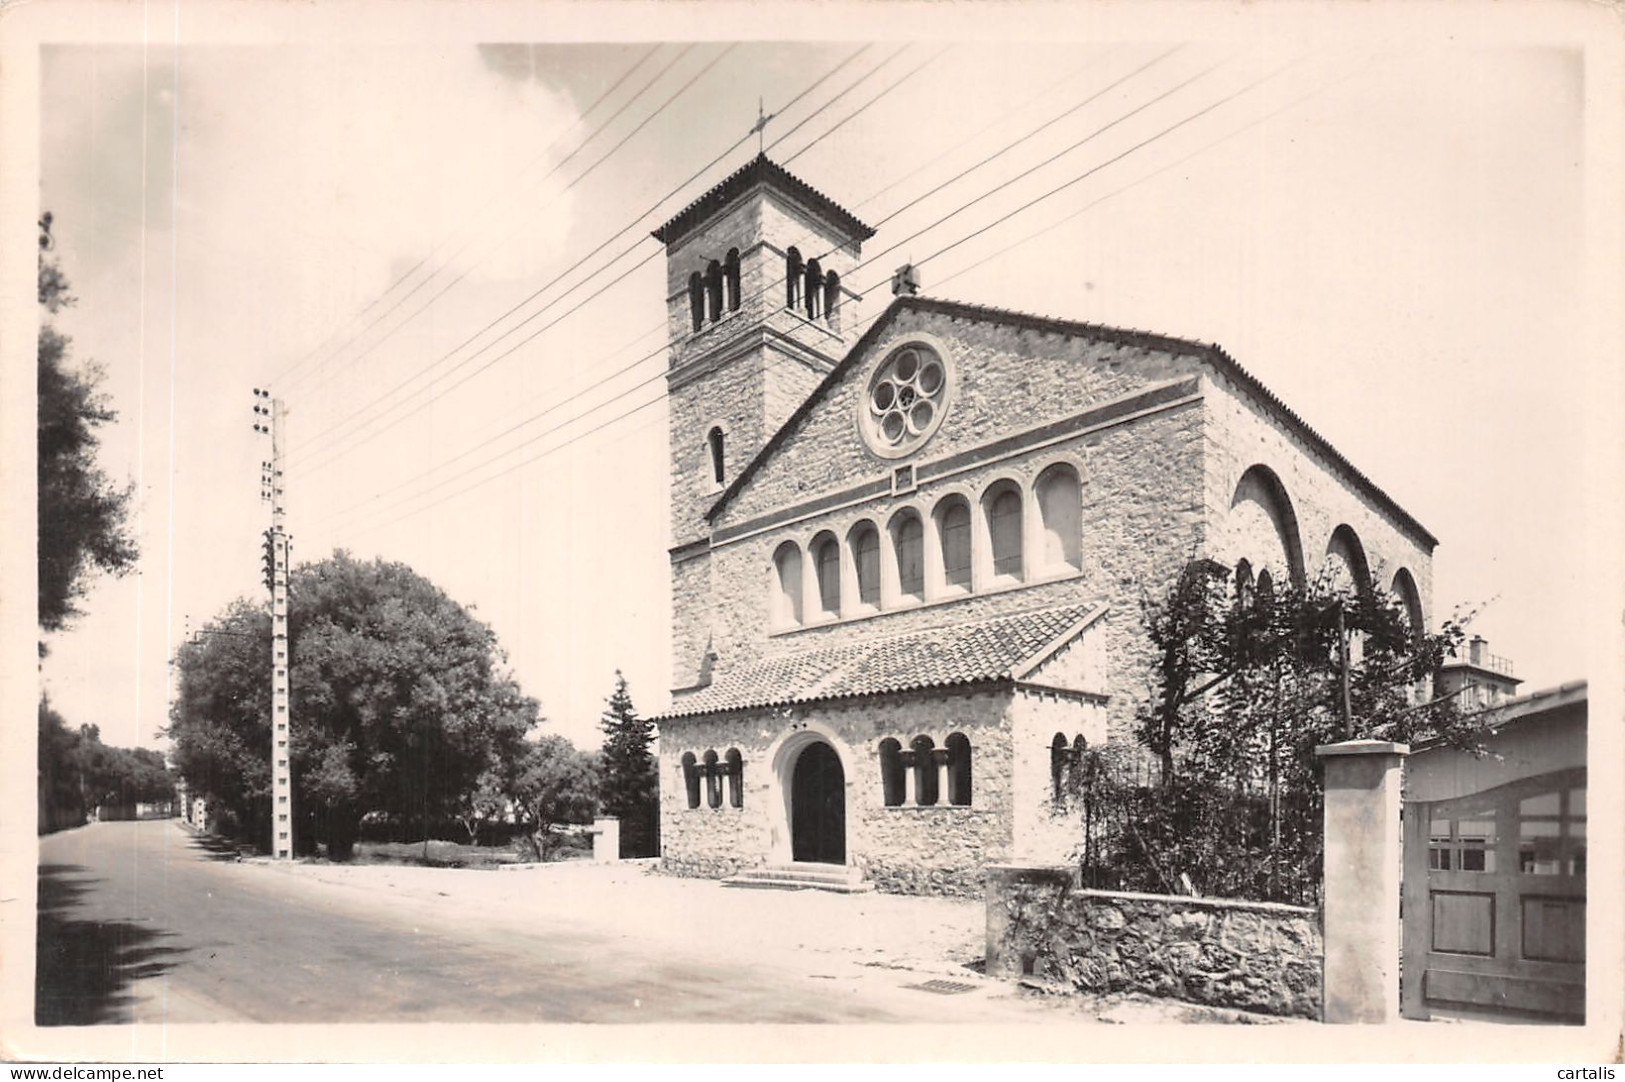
1435;634;1522;711
651;155;1438;895
1403;680;1587;1022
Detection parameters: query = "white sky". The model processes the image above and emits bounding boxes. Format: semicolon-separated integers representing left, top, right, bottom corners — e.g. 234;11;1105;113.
21;4;1621;759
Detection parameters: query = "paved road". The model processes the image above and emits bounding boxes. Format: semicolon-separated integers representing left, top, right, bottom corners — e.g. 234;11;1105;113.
36;820;1045;1026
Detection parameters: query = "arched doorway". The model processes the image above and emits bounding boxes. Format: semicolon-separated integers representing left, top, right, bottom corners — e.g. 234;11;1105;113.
790;741;846;864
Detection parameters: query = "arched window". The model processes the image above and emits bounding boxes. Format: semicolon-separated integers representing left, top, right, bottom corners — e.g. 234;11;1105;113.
786;247;803;310
804;258;822;319
1235;558;1254;607
688;272;704;333
987;485;1023;580
707;426;725;487
1229;465;1306;589
911;735;938;806
812;532;841;617
945;733;972;806
725;748;744;809
936;496;972;591
704;261;723;323
824;270;841;327
724;248;741;312
1390;568;1424;636
850;522;880;608
773;541;804;627
891;511;924;601
682;752;701;809
1036;464;1082;572
1256;569;1275;610
1325;525;1373;601
703;750;722;809
879;738;904;807
1050;733;1069;803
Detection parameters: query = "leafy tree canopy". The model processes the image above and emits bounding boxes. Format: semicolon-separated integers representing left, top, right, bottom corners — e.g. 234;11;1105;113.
37;212;138;636
167;551;538;857
506;734;600;861
38;699;175;833
1070;560;1479;904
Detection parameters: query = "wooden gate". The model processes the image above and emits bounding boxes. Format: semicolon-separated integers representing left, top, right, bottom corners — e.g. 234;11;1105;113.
1401;765;1586;1022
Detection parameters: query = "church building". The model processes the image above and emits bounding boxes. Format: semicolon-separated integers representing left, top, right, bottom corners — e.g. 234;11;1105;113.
652;155;1436;895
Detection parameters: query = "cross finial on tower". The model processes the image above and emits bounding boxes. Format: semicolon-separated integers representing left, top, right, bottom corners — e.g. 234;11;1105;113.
751;96;775;156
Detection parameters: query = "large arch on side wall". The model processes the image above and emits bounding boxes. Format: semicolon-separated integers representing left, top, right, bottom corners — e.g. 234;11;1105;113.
1323;523;1374;600
1226;464;1306;589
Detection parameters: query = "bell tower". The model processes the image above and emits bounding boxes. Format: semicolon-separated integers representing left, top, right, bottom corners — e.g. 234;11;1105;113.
654;154;874;689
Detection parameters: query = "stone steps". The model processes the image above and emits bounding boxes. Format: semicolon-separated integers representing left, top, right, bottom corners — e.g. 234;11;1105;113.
723;862;874;893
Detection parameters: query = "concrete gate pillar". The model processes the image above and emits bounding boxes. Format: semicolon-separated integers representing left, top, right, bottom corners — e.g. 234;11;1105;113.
592;816;620;862
1316;739;1409;1023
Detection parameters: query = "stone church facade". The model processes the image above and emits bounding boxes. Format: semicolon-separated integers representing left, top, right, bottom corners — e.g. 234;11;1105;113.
652;155;1436;895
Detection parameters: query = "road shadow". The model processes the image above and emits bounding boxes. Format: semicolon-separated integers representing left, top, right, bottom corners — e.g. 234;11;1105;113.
35;862;190;1026
185;832;252;862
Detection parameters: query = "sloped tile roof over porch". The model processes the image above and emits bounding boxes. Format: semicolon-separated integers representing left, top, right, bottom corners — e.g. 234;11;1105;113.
656;602;1110;720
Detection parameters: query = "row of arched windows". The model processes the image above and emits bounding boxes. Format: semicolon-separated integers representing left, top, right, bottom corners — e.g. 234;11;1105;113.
879;734;973;807
1225;464;1425;631
785;247;840;327
771;464;1083;629
687;249;742;332
680;749;744;809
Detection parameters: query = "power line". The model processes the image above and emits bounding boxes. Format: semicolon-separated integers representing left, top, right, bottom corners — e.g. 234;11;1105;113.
782;44;952;165
905;55;1306;278
328;55;1307;542
281;43;705;419
292;42;883;466
929;54;1364;297
293;43;1150;477
265;45;664;396
286;44;738;462
763;45;906;155
850;52;1241;282
300;47;899;530
863;45;1182;231
288;44;916;476
313;50;1233;535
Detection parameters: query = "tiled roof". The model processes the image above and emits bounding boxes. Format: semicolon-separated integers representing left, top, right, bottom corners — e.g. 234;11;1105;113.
651;153;876;248
707;294;1439;551
658;602;1106;720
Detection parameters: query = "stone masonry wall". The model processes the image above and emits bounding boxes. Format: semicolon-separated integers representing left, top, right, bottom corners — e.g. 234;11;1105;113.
1202;370;1435;623
987;867;1323;1019
660;690;1015;896
696;411;1203;749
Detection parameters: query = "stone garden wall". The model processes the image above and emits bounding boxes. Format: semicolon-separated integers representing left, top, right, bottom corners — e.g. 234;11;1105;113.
986;864;1322;1019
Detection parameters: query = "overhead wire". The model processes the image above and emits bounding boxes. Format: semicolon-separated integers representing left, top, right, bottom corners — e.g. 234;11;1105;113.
287;41;891;470
300;45;937;531
266;44;664;396
288;44;927;482
330;53;1315;542
285;43;734;458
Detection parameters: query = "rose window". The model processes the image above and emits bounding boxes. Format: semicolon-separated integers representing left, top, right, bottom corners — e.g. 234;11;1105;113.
860;342;951;458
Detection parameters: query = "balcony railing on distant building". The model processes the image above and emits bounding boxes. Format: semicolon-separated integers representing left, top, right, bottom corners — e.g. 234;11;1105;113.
1465;637;1515;677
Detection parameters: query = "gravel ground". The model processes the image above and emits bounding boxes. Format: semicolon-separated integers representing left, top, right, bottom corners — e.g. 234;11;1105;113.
254;853;1295;1023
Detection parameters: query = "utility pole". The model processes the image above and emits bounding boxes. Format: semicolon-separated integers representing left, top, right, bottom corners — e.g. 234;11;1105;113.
253;388;293;859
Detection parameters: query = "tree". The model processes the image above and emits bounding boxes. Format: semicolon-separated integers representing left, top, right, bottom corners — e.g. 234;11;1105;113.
508;735;599;861
37;700;175;833
37;212;137;636
167;552;537;858
1070;560;1478;904
455;768;509;846
597;671;658;857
